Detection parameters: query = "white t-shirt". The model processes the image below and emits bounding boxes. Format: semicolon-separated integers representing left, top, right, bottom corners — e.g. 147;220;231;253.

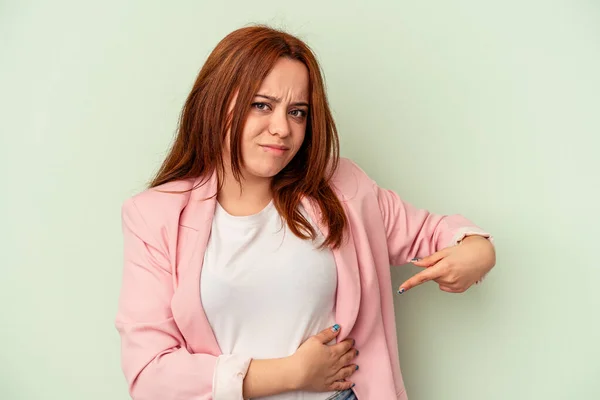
200;200;338;399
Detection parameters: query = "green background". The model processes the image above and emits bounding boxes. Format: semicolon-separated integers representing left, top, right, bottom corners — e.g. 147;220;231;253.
2;1;599;399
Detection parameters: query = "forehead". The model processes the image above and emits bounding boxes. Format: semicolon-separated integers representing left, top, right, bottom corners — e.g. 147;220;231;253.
258;58;309;100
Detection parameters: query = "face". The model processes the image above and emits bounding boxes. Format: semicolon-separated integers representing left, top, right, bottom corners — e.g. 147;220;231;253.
227;57;310;181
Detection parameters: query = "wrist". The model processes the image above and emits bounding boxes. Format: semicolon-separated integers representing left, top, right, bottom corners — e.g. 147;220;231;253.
282;355;302;391
462;235;496;268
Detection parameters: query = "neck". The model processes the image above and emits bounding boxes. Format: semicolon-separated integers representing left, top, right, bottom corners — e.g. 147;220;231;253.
217;169;273;217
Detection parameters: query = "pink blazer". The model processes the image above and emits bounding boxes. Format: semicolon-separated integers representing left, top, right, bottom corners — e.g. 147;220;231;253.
115;158;491;399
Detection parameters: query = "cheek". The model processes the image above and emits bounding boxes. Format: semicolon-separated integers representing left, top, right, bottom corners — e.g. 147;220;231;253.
241;121;264;151
293;128;307;153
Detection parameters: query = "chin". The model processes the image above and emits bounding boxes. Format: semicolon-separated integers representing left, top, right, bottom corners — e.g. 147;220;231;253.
249;168;282;179
246;162;287;180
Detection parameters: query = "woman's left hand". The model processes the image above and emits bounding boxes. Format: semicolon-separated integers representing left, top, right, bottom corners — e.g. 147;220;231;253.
398;235;496;294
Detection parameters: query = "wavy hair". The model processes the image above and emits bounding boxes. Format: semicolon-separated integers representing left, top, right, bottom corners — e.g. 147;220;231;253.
150;25;347;248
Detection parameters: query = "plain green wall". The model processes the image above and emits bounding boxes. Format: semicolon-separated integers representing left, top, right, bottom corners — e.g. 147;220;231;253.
2;1;599;399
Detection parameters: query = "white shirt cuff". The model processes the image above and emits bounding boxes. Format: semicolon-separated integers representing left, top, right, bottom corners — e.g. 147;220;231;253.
212;353;252;399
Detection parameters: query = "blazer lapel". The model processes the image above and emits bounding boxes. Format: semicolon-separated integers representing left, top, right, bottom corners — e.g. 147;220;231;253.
301;196;362;341
171;173;222;354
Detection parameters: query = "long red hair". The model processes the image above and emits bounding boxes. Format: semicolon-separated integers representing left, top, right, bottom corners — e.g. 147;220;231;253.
150;25;347;248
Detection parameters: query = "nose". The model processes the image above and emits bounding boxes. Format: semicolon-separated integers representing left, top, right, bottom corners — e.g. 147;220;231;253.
268;109;291;137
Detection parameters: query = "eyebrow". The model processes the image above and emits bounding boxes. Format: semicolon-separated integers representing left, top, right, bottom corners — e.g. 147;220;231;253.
255;94;309;108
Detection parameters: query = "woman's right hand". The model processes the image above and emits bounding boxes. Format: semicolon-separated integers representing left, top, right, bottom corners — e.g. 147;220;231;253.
290;324;359;392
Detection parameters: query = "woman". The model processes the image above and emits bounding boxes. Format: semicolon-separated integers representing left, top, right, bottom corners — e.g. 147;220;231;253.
115;25;495;400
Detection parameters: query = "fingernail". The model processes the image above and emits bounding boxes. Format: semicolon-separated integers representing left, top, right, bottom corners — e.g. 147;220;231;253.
355;365;359;370
356;350;359;356
397;288;405;294
411;258;421;262
351;383;356;388
332;324;340;332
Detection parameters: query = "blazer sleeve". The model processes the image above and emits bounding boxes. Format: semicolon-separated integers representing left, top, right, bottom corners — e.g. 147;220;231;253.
372;181;493;273
115;197;251;400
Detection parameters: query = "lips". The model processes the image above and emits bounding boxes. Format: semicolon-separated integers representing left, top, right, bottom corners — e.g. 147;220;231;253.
260;144;289;156
261;144;289;151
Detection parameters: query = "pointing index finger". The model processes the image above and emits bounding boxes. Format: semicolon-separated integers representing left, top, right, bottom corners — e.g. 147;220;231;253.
398;264;444;294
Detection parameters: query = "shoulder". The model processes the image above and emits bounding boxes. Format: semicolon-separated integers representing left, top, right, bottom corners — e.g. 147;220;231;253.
330;157;377;200
121;178;196;237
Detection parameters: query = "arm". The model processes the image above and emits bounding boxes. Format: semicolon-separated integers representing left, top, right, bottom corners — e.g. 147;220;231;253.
373;182;492;268
243;358;298;398
118;198;296;399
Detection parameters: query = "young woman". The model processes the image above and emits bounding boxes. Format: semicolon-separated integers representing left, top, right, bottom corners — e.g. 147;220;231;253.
115;25;496;400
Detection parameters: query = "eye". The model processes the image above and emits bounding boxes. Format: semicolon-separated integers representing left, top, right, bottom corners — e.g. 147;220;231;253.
289;109;308;118
251;102;271;111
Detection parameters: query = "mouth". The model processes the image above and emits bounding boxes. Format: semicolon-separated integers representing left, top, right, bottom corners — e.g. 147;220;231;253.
260;144;290;155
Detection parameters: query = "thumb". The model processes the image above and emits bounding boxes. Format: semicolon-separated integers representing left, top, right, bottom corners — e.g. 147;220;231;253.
411;248;448;268
315;324;341;343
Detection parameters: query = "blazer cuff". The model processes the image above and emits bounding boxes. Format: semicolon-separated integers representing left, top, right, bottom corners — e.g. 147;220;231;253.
213;353;252;399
